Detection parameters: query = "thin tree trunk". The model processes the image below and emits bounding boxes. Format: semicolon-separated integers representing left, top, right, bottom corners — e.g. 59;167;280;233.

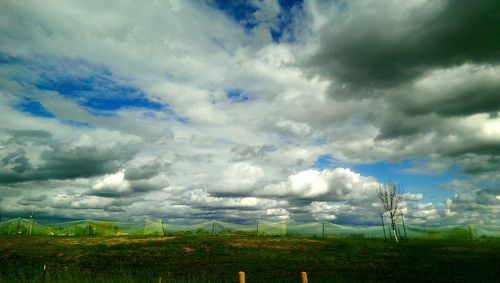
391;218;399;243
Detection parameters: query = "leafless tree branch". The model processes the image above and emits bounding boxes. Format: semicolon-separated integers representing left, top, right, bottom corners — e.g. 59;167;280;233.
377;181;403;242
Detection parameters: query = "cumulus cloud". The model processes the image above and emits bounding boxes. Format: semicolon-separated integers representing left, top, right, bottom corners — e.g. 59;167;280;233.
259;168;378;201
211;163;266;196
0;0;498;225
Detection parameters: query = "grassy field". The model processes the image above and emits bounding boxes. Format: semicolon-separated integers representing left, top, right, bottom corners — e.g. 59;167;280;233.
0;235;499;282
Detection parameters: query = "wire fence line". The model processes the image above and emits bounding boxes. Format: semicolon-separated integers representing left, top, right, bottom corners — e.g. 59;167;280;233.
0;218;498;239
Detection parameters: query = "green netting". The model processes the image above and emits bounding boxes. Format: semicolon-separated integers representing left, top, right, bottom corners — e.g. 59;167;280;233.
475;224;500;237
213;221;255;235
257;220;287;236
0;218;498;238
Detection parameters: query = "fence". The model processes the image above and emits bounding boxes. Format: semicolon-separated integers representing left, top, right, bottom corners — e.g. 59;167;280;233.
0;218;498;239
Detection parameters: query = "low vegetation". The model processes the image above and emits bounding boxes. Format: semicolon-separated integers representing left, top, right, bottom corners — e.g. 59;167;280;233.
0;235;499;282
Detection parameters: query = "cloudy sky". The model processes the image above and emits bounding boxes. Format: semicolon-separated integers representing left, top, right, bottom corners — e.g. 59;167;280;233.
0;0;499;225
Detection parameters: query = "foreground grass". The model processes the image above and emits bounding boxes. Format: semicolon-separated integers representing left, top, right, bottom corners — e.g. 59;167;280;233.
0;235;499;282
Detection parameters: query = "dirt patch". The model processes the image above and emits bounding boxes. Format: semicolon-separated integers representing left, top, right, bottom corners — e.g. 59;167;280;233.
182;246;194;254
51;236;175;247
226;238;325;251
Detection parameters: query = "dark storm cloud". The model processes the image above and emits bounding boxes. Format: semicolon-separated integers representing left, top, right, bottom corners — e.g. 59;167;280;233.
86;162;170;198
374;112;432;140
306;0;500;93
6;130;52;144
124;160;170;181
230;144;273;162
17;192;140;211
443;142;500;158
0;142;137;183
396;79;500;118
458;154;500;175
87;178;168;198
448;187;500;218
38;144;136;180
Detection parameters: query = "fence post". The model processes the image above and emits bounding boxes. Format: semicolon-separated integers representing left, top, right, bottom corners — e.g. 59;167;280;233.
29;211;33;236
16;217;21;235
211;220;215;236
161;219;166;237
256;220;259;236
322;222;325;238
239;271;246;283
467;224;477;241
42;264;47;283
301;271;308;283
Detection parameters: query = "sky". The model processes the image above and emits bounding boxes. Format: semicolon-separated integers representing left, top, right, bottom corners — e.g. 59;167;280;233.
0;0;499;225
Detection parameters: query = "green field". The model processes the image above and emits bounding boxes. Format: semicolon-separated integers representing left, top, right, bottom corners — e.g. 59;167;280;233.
0;235;499;282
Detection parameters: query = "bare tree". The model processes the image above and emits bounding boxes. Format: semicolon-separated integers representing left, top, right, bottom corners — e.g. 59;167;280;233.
377;182;402;242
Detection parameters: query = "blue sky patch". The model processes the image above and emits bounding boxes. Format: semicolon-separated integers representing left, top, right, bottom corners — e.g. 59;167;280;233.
213;0;303;43
271;0;303;43
354;159;467;202
0;53;21;65
227;89;251;102
35;74;165;112
312;154;336;170
3;54;191;126
15;98;55;118
62;120;92;128
82;94;163;111
213;0;258;30
311;154;466;203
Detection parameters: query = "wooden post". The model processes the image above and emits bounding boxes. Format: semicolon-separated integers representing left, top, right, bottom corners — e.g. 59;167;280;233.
239;271;245;283
322;222;325;238
301;271;308;283
158;276;162;283
211;220;215;236
88;219;91;236
143;219;147;236
42;264;47;283
380;213;387;241
256;220;259;236
284;221;288;236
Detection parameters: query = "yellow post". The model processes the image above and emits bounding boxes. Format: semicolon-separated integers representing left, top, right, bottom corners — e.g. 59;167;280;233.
239;271;246;283
301;271;308;283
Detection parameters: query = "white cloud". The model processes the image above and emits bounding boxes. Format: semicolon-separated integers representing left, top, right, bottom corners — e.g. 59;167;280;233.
402;193;424;201
91;170;129;196
0;0;497;225
259;168;378;201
